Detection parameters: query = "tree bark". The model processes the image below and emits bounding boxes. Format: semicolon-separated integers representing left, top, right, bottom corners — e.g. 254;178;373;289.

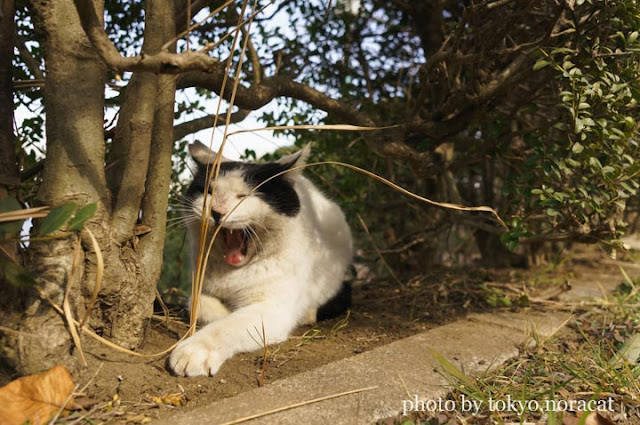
0;0;18;199
7;0;109;375
2;0;179;375
0;0;21;335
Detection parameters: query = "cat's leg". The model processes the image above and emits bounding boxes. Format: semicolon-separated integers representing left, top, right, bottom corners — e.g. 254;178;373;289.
194;294;231;324
299;307;317;326
169;300;298;377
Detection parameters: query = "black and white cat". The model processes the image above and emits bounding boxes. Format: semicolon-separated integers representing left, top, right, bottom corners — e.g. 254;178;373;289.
169;141;353;377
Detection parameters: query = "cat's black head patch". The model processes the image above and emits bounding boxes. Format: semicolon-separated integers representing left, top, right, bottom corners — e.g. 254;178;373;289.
185;160;301;217
241;161;300;217
185;161;213;200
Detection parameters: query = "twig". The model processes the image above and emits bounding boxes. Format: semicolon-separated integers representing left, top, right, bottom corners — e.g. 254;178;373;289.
38;288;180;358
218;385;379;425
79;227;104;328
155;288;171;327
77;363;104;395
379;237;426;254
63;237;87;366
48;383;79;424
357;214;404;288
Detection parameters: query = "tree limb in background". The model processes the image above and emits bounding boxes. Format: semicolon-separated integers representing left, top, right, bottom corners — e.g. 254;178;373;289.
13;33;44;80
73;0;220;75
174;109;251;141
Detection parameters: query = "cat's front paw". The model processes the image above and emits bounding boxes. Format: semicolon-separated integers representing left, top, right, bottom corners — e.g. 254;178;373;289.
169;336;225;377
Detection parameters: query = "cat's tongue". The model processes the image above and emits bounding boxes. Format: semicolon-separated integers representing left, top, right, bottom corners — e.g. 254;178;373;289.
223;229;245;265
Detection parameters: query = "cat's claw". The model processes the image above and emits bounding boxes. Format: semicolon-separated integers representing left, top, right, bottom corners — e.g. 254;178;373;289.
169;337;224;377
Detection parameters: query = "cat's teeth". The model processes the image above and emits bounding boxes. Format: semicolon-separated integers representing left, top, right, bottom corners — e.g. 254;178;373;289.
230;229;233;235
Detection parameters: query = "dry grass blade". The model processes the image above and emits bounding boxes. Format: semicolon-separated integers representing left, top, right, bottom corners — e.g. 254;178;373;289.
63;237;87;367
199;1;274;54
79;227;104;328
190;0;251;334
234;159;507;230
0;206;49;223
191;0;257;335
218;385;379;425
315;161;507;229
227;123;396;137
162;0;236;51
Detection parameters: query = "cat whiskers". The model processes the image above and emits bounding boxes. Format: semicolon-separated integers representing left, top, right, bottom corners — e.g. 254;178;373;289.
248;221;273;241
166;213;200;231
244;225;266;257
166;196;202;231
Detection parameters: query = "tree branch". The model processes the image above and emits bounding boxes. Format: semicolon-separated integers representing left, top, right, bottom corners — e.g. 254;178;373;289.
178;72;376;127
14;33;44;80
73;0;220;74
173;109;250;140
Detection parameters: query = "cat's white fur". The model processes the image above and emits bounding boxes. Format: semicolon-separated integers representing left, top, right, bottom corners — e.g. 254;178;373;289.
169;143;352;377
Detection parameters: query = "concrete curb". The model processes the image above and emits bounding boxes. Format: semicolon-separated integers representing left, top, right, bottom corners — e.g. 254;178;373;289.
154;310;571;425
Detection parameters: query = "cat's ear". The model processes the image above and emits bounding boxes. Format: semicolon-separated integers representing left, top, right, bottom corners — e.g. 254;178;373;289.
277;143;311;176
188;141;231;165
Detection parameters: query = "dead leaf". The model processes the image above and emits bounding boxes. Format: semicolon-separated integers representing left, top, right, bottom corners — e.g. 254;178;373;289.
151;392;186;407
584;412;615;425
69;396;99;410
0;364;75;425
134;224;152;236
565;412;616;425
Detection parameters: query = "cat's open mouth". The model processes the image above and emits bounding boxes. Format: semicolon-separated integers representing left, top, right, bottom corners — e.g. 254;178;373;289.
220;228;248;266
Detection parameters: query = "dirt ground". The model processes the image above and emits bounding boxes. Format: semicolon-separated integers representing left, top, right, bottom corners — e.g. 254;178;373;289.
4;246;636;424
75;265;506;423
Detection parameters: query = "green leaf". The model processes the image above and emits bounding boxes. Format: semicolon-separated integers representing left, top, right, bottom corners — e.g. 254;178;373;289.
38;202;77;236
546;208;560;217
572;142;584;154
498;296;512;307
533;59;550;71
0;197;24;236
67;203;98;231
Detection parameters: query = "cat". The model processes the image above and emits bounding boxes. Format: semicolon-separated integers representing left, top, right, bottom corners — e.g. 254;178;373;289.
169;141;353;377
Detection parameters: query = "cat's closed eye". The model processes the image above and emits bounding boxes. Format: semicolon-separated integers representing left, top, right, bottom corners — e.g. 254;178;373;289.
236;194;247;199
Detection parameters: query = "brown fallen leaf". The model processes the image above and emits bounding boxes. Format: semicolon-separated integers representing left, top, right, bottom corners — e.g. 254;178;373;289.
584;412;615;425
0;364;75;425
563;412;615;425
150;392;186;407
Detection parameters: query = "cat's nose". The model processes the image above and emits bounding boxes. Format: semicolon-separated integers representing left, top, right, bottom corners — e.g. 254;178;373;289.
211;209;222;223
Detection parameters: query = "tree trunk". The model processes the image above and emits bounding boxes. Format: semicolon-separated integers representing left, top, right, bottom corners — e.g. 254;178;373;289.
1;0;177;375
0;0;21;339
0;0;17;200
